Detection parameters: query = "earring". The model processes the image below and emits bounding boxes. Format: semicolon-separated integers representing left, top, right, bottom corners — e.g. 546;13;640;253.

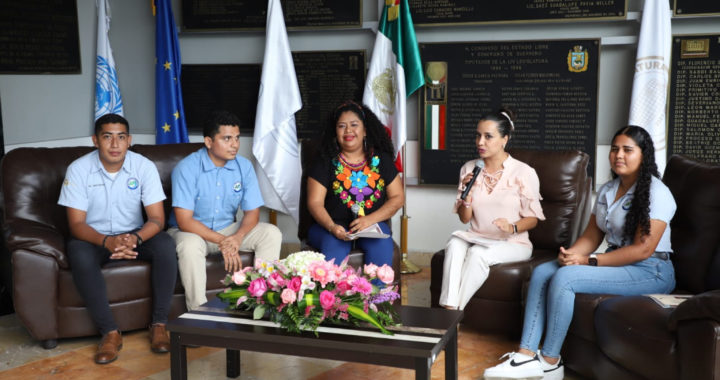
363;137;368;151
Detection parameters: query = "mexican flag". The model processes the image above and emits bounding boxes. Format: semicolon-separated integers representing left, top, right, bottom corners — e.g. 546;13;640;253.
363;0;424;172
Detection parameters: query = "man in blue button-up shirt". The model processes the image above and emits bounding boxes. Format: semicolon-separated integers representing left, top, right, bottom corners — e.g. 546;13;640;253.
168;110;281;311
58;114;177;364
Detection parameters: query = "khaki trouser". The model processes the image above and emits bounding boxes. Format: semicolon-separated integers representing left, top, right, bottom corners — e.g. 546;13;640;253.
168;222;282;311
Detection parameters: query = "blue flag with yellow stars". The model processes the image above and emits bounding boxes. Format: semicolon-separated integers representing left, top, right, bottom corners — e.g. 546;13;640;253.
154;0;188;144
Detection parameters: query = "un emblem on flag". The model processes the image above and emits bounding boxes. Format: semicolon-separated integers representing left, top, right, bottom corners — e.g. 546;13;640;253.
567;45;588;73
95;56;123;118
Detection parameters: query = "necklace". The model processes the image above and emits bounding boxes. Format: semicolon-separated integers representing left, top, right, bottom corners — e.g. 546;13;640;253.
338;153;366;170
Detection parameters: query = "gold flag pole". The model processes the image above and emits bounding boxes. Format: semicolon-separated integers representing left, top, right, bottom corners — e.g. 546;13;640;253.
400;144;420;274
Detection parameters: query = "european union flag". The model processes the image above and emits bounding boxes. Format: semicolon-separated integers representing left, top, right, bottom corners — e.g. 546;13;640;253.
155;0;188;144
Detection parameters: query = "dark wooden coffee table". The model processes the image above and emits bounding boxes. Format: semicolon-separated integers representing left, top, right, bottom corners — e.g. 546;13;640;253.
168;298;463;380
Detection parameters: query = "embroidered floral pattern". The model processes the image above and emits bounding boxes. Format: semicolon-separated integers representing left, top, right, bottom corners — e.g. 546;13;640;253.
332;155;384;215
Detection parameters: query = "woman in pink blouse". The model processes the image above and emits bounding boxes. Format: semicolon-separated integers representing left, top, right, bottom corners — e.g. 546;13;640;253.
439;107;546;310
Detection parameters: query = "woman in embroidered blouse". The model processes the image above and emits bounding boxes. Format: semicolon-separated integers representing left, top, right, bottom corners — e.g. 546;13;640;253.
440;107;545;311
306;100;404;267
484;126;677;380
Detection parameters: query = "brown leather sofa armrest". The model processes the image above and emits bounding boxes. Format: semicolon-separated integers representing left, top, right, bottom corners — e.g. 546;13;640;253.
12;250;60;341
668;290;720;330
4;218;68;269
676;318;720;380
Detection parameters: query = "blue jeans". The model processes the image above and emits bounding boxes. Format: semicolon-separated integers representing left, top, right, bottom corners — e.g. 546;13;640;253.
519;256;676;358
307;222;393;268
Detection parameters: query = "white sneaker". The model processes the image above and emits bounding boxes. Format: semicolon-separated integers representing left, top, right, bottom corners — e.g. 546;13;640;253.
484;352;544;380
537;353;564;380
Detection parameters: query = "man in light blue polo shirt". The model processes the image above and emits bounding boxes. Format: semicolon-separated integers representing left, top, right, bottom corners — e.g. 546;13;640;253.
58;114;177;364
169;110;281;311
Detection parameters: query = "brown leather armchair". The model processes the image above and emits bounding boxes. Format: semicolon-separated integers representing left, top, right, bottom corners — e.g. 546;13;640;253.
297;138;402;280
429;149;592;336
562;155;720;380
1;143;253;349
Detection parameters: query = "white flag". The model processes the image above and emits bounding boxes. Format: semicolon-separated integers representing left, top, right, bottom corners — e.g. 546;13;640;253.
94;0;123;120
628;0;671;173
252;0;303;224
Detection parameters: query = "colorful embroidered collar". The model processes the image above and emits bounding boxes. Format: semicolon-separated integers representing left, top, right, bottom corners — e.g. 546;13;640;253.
332;155;385;216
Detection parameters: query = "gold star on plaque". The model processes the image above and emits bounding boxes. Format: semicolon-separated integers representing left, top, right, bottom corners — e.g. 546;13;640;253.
162;123;171;132
163;61;171;70
173;111;179;119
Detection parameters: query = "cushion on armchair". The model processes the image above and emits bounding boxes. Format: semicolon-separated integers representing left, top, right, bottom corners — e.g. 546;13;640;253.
594;295;678;380
663;155;720;294
509;149;591;250
2;147;93;267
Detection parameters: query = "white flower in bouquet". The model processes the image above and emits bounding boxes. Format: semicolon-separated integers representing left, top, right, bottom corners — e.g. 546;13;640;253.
255;258;277;277
300;275;316;293
282;251;326;275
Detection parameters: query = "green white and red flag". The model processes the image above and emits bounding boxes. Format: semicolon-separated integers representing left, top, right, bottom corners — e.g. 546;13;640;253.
363;0;424;171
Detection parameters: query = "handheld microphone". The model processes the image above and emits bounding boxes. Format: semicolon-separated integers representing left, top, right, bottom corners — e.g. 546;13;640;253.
460;160;485;201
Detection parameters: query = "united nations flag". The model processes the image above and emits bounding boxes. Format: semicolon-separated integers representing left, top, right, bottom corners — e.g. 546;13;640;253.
95;0;123;120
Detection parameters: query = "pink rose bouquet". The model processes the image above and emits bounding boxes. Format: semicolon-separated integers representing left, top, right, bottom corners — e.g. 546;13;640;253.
217;251;400;335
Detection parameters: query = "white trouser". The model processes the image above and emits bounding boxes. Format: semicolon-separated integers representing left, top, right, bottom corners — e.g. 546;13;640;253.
169;222;282;310
439;236;532;310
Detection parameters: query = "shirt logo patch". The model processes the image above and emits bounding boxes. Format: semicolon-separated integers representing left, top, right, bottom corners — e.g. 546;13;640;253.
127;177;139;190
63;179;69;186
622;199;632;210
233;181;242;192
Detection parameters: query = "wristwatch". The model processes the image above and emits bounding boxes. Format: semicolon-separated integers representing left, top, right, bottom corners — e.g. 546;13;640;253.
588;253;598;266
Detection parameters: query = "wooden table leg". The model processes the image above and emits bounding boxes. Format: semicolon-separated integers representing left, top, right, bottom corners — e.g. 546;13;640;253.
415;357;431;380
226;349;241;378
445;327;458;380
170;333;187;380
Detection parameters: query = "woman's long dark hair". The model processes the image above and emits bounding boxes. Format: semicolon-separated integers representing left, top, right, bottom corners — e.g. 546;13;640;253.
319;100;395;161
611;126;661;243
